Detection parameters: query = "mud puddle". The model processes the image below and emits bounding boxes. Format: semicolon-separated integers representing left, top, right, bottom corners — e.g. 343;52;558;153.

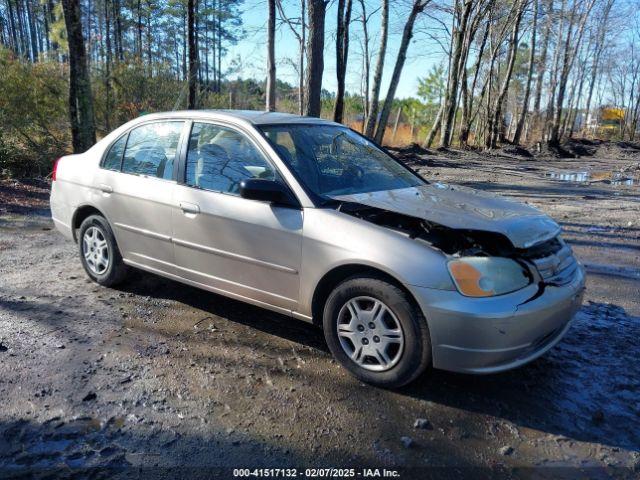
0;416;130;473
547;170;638;186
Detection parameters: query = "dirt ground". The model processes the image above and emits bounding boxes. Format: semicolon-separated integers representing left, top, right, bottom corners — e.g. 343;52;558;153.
1;140;639;479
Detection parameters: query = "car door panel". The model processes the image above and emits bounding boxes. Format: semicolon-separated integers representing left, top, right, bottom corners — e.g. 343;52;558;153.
172;186;303;311
92;121;184;274
92;168;176;272
171;121;303;311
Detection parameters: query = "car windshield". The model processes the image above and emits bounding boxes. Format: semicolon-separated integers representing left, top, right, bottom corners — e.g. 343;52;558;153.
259;124;425;198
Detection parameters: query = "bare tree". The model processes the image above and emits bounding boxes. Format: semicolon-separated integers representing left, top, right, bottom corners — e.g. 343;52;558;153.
364;0;388;137
266;0;276;111
358;0;371;122
548;0;596;146
532;0;553;126
61;0;96;152
374;0;431;144
276;0;306;115
487;0;526;149
438;0;474;148
459;8;492;146
584;0;615;127
333;0;353;122
513;0;538;145
187;0;198;108
304;0;327;117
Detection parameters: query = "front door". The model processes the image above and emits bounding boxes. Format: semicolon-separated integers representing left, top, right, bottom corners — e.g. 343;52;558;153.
171;121;303;312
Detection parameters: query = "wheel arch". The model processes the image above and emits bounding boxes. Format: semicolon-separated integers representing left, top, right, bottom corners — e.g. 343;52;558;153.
310;264;424;328
71;204;110;243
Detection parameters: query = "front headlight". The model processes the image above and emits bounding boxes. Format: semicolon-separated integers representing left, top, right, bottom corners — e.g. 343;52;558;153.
447;257;531;297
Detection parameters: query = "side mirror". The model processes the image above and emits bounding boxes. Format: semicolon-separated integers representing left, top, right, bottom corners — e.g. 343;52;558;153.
239;178;299;207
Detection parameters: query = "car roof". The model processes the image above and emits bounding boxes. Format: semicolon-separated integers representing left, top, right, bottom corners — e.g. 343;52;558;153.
134;109;343;127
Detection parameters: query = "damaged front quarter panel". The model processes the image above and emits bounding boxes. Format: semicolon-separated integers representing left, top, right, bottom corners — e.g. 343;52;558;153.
333;200;567;306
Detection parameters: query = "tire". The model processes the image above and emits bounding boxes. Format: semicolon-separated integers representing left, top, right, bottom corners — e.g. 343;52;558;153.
323;275;431;388
78;214;128;287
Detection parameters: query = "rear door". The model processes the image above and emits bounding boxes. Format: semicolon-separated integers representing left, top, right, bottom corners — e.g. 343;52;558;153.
93;120;185;273
171;121;303;312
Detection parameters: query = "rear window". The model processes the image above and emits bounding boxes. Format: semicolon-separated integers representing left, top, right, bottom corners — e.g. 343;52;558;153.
121;122;184;179
102;135;126;171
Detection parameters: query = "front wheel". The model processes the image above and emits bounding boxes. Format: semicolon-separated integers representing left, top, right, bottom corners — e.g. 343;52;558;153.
323;276;431;388
78;214;128;287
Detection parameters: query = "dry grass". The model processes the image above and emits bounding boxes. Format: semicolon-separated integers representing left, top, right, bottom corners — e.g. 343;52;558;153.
348;121;418;147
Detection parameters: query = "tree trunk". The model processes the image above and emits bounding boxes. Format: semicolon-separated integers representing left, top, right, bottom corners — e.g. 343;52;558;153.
532;0;552;123
182;4;187;81
544;0;568;142
25;0;38;61
364;0;388;137
136;0;143;59
216;8;221;92
424;103;443;147
488;0;524;149
448;0;485;147
584;0;614;128
266;0;276;111
566;58;587;138
304;0;327;117
146;1;152;73
188;0;198;108
333;0;352;123
104;0;112;131
439;0;473;148
513;0;538;145
299;0;306;114
15;0;28;59
459;19;490;146
0;11;7;46
358;0;370;123
113;0;123;61
61;0;96;152
373;0;429;144
6;0;19;55
548;0;595;147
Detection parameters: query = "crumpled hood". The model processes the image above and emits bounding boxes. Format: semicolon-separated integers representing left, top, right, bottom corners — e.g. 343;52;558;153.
332;183;561;249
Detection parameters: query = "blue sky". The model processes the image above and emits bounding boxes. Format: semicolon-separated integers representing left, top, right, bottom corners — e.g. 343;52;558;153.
223;0;448;100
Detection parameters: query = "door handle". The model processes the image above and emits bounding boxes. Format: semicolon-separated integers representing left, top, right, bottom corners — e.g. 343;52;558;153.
179;201;200;214
98;184;113;193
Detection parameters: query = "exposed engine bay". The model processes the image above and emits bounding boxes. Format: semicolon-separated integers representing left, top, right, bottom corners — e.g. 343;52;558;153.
335;201;577;291
336;201;560;257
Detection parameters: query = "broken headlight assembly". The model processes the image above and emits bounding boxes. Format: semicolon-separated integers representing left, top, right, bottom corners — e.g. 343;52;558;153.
447;257;532;297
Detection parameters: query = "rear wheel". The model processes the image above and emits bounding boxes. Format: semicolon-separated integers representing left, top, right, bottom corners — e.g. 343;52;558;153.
78;215;128;286
323;275;431;388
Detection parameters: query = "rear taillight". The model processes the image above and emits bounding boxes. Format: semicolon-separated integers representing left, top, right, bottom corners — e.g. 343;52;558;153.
52;158;60;181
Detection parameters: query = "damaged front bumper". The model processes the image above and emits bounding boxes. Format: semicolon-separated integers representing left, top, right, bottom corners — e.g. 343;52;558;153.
410;264;586;374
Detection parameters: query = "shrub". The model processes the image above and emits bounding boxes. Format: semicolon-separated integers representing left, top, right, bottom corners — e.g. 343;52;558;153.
0;48;70;177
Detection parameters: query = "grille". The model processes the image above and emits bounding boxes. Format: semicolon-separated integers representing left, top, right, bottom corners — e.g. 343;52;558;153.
522;237;578;286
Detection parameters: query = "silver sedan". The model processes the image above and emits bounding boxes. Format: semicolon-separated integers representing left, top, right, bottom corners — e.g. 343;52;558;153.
50;110;586;387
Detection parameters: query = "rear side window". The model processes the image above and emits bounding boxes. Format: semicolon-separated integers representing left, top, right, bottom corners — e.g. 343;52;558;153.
102;135;127;170
122;122;184;179
185;122;277;195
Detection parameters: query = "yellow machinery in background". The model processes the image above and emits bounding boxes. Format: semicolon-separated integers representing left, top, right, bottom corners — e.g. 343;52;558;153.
598;106;625;134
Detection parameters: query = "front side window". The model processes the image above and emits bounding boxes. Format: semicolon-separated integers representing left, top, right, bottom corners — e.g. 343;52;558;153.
185;122;277;195
102;134;127;171
260;125;424;198
122;121;184;179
